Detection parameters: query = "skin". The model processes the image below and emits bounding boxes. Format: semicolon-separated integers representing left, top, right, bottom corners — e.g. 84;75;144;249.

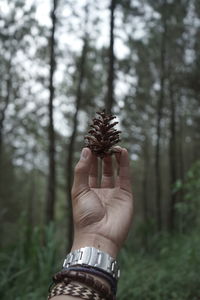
52;147;133;300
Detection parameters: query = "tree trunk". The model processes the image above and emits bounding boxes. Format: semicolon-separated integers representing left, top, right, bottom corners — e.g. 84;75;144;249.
0;61;11;162
66;38;88;250
25;169;36;253
155;3;167;231
142;134;149;249
155;7;167;231
168;83;177;231
45;0;58;224
179;116;185;184
178;99;185;205
106;0;116;114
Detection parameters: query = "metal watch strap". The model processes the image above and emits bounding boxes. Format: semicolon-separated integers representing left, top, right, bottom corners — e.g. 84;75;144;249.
63;247;120;279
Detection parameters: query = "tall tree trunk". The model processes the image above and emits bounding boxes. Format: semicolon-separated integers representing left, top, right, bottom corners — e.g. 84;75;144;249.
66;38;88;250
25;169;36;253
0;61;11;163
106;0;116;114
142;134;149;249
155;7;167;231
168;84;177;231
45;0;58;224
178;99;185;202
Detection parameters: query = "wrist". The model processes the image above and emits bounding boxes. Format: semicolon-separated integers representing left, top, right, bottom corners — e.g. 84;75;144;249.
71;232;119;258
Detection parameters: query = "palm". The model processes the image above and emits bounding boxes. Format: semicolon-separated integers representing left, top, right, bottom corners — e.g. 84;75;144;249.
72;148;133;256
74;187;133;248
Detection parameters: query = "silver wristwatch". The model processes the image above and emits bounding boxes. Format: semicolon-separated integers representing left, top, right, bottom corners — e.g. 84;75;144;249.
63;247;120;279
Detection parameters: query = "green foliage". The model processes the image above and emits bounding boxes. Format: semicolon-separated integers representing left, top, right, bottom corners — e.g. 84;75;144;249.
0;221;58;300
175;160;200;231
1;223;200;299
118;232;200;300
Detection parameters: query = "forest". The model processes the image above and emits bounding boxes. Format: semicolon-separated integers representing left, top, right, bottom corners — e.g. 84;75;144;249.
0;0;200;299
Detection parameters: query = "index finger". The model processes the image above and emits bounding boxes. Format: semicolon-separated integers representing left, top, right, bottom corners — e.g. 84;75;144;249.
89;154;98;188
71;148;92;198
119;148;132;193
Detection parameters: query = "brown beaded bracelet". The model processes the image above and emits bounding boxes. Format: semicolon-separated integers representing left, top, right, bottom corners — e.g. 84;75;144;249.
50;269;115;300
63;266;117;294
48;281;106;300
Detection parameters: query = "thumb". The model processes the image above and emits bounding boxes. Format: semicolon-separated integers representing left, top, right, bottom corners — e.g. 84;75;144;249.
72;148;92;198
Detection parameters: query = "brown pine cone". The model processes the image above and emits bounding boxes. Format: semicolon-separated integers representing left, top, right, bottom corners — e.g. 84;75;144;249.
84;110;121;158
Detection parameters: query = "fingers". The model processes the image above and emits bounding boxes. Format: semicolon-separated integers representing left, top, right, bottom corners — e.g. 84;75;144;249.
114;146;123;166
72;147;131;196
89;154;98;188
114;147;122;187
101;155;114;188
115;176;120;187
72;148;92;198
118;148;132;193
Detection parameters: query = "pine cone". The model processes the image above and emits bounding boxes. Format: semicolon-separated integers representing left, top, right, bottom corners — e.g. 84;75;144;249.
84;110;121;158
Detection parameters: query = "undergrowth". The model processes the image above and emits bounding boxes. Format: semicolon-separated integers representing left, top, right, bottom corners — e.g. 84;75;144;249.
1;227;200;299
1;161;199;299
118;231;200;300
0;223;59;300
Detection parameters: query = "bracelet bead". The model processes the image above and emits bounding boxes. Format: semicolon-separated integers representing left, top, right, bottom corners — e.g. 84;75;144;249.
50;269;116;300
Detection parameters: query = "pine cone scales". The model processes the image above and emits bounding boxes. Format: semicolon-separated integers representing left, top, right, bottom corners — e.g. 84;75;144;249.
85;110;121;158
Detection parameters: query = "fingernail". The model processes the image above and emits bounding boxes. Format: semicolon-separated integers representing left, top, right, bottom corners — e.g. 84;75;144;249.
81;148;89;160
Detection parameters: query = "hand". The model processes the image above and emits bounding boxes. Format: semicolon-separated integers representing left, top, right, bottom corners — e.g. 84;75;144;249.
71;147;133;258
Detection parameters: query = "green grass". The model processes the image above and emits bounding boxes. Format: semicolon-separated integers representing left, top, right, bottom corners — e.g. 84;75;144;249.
0;223;59;300
1;161;199;299
118;231;200;300
1;225;200;299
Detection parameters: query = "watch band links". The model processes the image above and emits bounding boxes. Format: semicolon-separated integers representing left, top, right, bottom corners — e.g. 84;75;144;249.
63;247;120;279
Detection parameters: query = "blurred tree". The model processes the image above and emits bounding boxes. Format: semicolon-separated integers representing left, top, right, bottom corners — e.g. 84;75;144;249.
166;0;187;231
0;60;11;162
154;0;167;231
45;0;59;224
0;1;38;162
141;132;150;249
106;0;116;114
0;0;46;242
115;0;200;235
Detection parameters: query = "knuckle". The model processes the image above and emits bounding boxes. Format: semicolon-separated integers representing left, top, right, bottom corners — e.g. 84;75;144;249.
74;162;86;174
74;163;83;174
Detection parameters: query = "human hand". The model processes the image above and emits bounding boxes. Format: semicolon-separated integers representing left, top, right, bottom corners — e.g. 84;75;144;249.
71;147;133;258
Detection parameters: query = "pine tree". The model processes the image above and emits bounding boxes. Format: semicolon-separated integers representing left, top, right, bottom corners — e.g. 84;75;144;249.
45;0;58;224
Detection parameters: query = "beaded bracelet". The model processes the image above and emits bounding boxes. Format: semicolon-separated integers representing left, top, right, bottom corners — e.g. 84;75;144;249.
51;269;115;300
48;281;107;300
65;266;117;294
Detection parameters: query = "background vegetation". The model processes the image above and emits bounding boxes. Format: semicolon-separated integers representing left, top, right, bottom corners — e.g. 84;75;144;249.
0;0;200;299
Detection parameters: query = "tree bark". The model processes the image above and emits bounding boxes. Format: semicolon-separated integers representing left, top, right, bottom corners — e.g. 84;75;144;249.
66;38;88;250
142;134;149;249
106;0;116;115
178;98;185;206
45;0;58;224
0;61;11;162
179;116;185;184
155;6;167;231
168;83;177;231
